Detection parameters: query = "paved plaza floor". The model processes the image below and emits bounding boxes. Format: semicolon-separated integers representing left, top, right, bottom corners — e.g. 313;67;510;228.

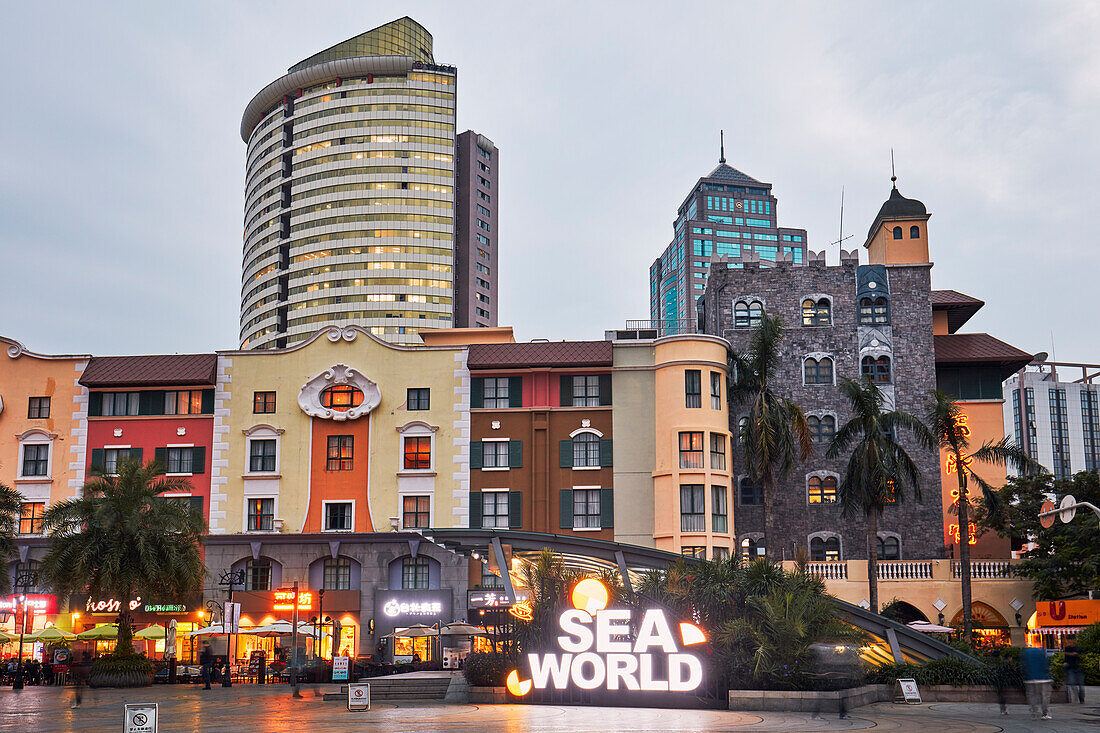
0;684;1097;732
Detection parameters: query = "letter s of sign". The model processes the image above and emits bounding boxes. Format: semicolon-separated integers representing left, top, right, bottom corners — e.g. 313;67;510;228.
557;609;594;653
1050;601;1066;621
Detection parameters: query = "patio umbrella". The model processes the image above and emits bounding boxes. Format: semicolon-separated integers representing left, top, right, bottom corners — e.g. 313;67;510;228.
77;625;118;641
907;620;954;633
0;630;17;644
27;627;77;643
440;623;489;636
245;622;330;638
183;623;229;637
392;624;439;638
135;624;168;640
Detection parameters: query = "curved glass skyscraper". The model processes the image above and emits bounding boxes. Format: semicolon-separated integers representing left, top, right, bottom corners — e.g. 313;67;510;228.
240;17;459;348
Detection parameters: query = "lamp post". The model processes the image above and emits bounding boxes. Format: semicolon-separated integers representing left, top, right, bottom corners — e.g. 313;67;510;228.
219;569;245;688
11;570;39;691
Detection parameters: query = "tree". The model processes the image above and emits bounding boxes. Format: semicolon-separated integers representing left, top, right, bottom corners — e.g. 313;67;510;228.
40;459;205;662
927;390;1038;644
828;377;933;613
0;482;23;594
985;471;1100;599
730;313;813;560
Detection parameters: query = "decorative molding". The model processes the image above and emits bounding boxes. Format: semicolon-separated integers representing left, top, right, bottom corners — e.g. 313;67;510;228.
569;427;604;438
243;424;285;437
326;326;360;344
113;428;123;438
297;363;380;421
17;428;57;441
396;420;439;435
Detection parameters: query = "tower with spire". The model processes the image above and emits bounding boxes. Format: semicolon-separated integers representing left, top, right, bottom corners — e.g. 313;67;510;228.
648;136;808;329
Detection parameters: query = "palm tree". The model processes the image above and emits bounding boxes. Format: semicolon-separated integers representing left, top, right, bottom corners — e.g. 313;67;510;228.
730;313;813;560
828;378;934;613
40;459;205;665
927;390;1038;644
0;482;23;593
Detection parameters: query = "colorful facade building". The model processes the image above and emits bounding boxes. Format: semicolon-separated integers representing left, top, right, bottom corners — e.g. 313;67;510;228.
79;354;218;522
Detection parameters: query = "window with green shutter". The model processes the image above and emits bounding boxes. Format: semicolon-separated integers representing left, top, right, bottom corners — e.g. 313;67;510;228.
600;488;614;528
508;491;523;528
508;440;523;469
559;489;573;529
469;490;482;528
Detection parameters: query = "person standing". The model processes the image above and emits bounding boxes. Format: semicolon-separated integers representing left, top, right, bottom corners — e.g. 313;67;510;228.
1021;645;1053;720
199;643;214;690
1063;636;1085;704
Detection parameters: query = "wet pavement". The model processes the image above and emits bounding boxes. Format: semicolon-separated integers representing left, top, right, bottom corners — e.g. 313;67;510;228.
0;683;1097;731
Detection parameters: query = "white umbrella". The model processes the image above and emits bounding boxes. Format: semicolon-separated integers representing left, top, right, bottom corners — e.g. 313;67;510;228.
441;623;489;636
907;620;954;633
392;624;439;638
245;622;330;638
183;623;229;637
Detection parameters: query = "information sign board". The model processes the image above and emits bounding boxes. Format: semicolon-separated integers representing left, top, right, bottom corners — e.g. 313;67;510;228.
347;682;370;711
894;678;921;704
333;656;350;682
124;702;158;732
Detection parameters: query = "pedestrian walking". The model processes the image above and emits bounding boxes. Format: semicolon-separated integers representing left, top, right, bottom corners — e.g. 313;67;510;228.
200;643;214;690
1063;636;1085;704
1021;645;1053;720
69;659;91;709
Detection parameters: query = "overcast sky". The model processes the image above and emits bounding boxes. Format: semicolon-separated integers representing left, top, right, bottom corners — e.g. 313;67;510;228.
3;1;1098;364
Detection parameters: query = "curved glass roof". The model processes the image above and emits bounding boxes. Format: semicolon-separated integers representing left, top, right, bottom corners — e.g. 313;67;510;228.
289;17;434;73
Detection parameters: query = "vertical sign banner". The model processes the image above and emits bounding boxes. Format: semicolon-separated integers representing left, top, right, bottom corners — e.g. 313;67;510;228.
225;602;241;634
347;682;370;711
124;703;158;733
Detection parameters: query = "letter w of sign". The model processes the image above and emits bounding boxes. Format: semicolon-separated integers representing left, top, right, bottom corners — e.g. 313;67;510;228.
528;653;571;688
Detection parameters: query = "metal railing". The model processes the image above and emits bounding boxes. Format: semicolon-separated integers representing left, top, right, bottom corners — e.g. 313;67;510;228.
622;319;696;336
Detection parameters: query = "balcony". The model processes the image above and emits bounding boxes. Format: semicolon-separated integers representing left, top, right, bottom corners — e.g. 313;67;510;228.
798;559;1020;583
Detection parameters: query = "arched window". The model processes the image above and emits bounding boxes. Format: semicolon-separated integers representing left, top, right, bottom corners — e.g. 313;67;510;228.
402;557;430;590
909;225;920;239
892;226;903;240
739;477;763;506
741;537;764;560
808;415;836;444
808;476;837;504
245;559;273;591
861;356;891;384
571;432;600;467
12;560;43;592
737;416;749;444
320;384;364;412
878;535;901;560
802;298;831;327
748;301;763;328
810;536;841;561
734;302;749;329
859;297;889;325
804;357;833;385
323;557;352;590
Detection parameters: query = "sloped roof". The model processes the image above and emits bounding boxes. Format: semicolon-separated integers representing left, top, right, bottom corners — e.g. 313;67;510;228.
931;289;985;333
706;163;762;185
288;17;433;73
934;333;1031;370
80;354;218;388
468;341;613;369
865;184;931;244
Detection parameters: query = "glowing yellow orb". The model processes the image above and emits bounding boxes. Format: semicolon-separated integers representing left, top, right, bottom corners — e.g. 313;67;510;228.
506;669;532;696
571;578;609;615
679;622;706;646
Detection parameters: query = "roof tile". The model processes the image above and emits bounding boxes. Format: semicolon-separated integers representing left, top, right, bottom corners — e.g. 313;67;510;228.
468;341;613;369
80;354;218;387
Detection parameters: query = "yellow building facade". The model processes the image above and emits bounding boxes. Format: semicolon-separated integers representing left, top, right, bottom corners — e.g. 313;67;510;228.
210;325;471;535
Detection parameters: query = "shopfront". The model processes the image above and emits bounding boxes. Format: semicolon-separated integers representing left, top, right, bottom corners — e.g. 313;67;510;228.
234;588;361;665
1;594;59;660
374;590;453;663
1029;599;1100;648
79;595;202;660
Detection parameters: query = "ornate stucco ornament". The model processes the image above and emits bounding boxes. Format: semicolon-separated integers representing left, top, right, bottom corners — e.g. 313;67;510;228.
297;363;381;420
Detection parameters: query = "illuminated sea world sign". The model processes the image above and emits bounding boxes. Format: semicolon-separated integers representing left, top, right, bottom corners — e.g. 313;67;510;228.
506;579;707;696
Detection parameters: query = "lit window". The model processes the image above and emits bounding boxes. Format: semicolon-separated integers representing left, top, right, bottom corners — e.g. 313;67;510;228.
801;298;831;327
861;356;892;384
18;502;45;535
808;476;838;504
810;536;841;561
247;498;275;531
403;436;431;470
859;297;889;325
253;391;276;413
804;357;834;385
679;432;704;469
320;385;364;411
327;435;354;471
740;537;763;560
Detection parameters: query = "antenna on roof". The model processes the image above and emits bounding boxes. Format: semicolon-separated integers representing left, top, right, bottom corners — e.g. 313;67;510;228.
719;130;726;164
891;148;897;187
827;186;853;262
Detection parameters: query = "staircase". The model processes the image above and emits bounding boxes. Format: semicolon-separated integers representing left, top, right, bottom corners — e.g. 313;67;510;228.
323;672;456;701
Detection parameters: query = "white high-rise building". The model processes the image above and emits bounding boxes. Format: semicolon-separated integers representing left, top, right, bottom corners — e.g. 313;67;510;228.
240;17;458;348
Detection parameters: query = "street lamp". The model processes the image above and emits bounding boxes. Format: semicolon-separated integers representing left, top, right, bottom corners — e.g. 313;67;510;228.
11;570;38;691
219;569;245;688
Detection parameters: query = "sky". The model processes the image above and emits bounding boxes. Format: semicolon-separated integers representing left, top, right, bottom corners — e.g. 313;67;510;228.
2;1;1098;363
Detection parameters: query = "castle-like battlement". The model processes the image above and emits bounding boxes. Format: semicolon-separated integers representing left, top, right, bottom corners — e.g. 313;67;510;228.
707;248;859;271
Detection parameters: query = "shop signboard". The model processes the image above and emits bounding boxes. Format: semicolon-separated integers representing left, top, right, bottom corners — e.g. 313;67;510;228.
468;589;531;609
347;682;370;711
333;656;350;681
505;579;707;699
83;595;196;615
1035;599;1100;627
374;590;452;636
0;594;57;616
274;589;313;612
123;703;158;733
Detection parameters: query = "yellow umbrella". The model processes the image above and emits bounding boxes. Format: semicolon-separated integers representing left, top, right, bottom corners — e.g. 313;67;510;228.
27;627;77;643
77;625;118;641
134;624;167;640
0;630;17;644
